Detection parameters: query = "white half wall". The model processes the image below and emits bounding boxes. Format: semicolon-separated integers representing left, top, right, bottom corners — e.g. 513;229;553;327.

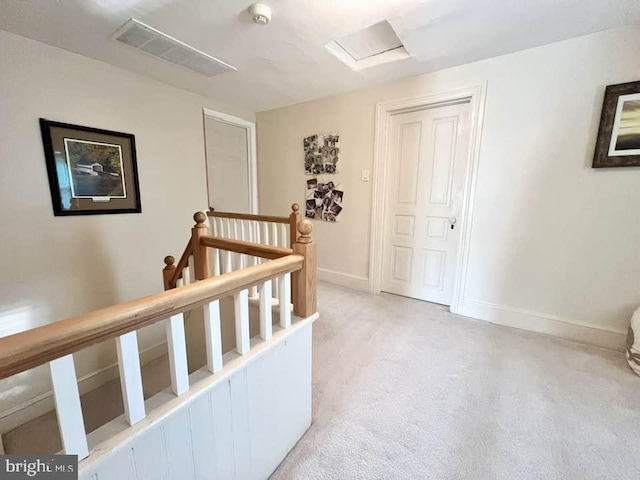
0;29;254;426
79;318;313;480
257;25;640;350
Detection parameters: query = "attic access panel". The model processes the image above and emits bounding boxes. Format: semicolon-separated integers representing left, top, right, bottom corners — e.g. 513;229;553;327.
326;20;410;70
335;20;404;60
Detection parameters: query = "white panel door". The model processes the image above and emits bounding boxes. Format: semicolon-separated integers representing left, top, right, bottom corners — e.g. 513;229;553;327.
381;101;471;305
204;116;251;212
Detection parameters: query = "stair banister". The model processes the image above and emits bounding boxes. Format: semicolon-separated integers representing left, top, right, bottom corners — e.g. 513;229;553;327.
0;207;316;466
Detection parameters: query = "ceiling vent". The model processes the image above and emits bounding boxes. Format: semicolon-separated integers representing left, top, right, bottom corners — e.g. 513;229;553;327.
112;19;236;77
326;21;410;71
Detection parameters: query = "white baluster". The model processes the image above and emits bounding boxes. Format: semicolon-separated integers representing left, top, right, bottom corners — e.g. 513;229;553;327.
209;216;216;236
116;331;145;426
50;355;89;459
279;273;292;328
256;221;265;264
248;221;258;297
166;313;189;395
182;264;191;285
220;218;229;273
234;289;250;355
213;218;222;276
232;220;241;271
279;224;287;249
204;300;223;373
258;281;272;340
261;221;269;246
217;219;226;273
188;255;195;284
212;247;220;276
225;218;234;272
239;219;247;269
272;223;280;299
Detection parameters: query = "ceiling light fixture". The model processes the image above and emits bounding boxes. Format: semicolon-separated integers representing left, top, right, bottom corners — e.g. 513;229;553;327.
248;4;272;25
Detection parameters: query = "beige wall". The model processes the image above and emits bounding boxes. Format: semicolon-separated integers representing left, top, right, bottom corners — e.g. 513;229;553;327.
257;25;640;349
0;29;254;429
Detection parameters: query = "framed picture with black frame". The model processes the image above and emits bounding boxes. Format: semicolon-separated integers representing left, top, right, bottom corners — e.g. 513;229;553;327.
593;81;640;168
40;119;142;215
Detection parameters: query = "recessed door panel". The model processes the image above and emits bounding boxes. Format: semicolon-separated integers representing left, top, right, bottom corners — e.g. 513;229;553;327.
396;122;422;205
429;118;457;206
392;246;413;282
423;249;446;288
426;216;448;240
394;215;415;237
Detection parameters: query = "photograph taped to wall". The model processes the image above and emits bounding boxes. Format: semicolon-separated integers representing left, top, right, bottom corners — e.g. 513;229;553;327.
304;132;340;174
305;177;344;222
593;80;640;167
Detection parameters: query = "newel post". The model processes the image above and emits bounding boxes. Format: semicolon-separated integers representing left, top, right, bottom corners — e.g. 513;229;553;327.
192;211;211;280
289;203;301;247
163;256;176;290
292;219;317;318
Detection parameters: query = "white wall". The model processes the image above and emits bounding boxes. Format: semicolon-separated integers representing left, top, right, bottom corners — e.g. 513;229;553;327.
0;29;254;429
257;25;640;350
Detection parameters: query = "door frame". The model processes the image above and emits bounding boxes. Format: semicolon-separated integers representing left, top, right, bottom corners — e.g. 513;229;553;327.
368;84;487;314
202;108;258;213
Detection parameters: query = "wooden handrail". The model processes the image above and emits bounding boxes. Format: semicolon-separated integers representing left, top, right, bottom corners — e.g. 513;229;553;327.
171;239;194;286
207;208;289;224
200;235;293;259
0;255;304;380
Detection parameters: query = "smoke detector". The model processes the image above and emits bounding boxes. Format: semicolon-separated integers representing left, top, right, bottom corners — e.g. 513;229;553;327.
249;4;272;25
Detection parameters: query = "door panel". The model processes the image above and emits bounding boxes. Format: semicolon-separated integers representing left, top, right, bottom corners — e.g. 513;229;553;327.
381;101;471;305
426;216;448;240
204;116;250;213
396;122;422;205
429;118;457;206
394;215;415;236
392;246;413;282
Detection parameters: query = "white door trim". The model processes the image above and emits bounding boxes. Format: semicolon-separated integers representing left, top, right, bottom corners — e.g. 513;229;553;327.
369;84;487;314
202;108;258;214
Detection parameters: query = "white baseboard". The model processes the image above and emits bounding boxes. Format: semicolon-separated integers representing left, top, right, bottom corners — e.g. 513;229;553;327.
0;341;168;433
317;268;369;292
460;299;626;352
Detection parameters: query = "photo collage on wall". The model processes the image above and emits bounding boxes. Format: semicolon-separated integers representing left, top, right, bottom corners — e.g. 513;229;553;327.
304;132;340;174
305;178;343;222
303;131;344;222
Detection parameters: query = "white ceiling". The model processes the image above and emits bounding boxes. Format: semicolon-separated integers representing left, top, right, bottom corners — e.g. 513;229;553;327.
1;0;640;112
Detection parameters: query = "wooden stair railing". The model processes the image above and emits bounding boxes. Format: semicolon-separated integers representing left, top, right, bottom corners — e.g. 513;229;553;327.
0;207;316;462
208;203;301;249
163;207;316;318
167;204;302;289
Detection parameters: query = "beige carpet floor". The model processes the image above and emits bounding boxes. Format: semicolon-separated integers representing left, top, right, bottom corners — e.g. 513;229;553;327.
271;283;640;480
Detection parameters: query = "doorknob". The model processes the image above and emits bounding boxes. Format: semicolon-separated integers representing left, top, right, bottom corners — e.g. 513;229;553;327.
449;217;457;230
